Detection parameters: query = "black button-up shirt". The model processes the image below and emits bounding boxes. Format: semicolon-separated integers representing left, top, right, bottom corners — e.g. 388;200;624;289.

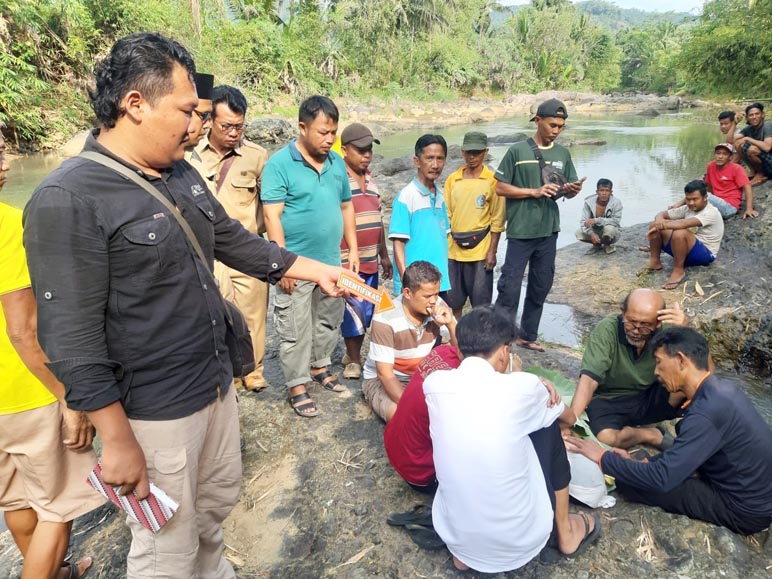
23;133;297;420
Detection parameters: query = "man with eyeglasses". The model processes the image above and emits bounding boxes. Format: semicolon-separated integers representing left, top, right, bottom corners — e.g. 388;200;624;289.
562;288;688;450
444;131;505;319
189;85;271;391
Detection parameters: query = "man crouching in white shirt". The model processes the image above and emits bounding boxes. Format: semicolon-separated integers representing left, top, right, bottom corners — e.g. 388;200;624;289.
424;306;601;573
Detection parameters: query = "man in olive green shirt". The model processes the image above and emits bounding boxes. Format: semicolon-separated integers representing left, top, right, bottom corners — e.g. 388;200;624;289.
494;99;585;352
563;289;688;449
188;85;271;391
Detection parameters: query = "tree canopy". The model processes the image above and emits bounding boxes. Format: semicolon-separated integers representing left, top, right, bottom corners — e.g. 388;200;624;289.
0;0;767;148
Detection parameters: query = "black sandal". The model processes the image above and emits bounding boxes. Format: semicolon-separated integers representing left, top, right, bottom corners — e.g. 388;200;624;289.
289;390;319;417
311;369;346;393
387;504;433;527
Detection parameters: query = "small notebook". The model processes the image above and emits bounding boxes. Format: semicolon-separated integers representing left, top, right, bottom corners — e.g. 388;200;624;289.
87;462;179;534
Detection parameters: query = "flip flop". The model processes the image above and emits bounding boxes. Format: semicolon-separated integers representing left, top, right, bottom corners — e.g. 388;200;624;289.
387;504;432;527
563;512;601;559
289;391;319;417
404;524;446;550
311;369;346;393
515;339;546;353
662;276;686;290
62;557;93;579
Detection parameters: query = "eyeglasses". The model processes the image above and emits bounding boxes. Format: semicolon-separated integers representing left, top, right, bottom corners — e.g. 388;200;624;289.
193;110;211;122
217;123;245;133
623;320;657;337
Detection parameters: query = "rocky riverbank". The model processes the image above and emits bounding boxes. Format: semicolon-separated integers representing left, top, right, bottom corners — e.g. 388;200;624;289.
550;180;772;379
242;90;715;147
3;96;769;578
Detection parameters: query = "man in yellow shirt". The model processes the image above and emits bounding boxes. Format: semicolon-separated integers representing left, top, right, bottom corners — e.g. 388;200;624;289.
0;128;104;578
444;132;506;319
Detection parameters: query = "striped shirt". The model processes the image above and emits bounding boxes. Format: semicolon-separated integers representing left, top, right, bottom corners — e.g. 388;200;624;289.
363;295;442;381
341;170;383;275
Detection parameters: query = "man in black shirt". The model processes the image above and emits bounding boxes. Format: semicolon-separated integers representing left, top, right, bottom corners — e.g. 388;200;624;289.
567;327;772;536
735;101;772;185
23;32;345;578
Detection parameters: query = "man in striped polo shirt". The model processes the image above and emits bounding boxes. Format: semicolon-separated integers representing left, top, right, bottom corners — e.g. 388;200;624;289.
361;261;457;421
339;123;393;379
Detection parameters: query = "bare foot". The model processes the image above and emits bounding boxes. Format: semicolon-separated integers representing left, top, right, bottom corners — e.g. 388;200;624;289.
749;174;768;186
453;556;470;571
60;557;93;579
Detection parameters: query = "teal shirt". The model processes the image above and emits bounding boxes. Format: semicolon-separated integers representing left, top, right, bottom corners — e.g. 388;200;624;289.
261;141;352;266
494;140;578;239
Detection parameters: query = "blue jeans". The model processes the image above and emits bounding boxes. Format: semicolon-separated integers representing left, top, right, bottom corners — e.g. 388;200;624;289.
708;193;738;218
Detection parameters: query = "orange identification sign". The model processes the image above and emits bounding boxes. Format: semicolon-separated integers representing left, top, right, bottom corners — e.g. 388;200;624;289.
337;272;395;313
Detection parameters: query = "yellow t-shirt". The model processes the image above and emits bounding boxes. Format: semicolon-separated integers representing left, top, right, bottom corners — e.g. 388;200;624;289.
0;203;57;414
444;165;506;262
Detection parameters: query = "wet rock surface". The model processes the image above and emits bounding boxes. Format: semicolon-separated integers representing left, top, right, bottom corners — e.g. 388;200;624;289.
550;180;772;379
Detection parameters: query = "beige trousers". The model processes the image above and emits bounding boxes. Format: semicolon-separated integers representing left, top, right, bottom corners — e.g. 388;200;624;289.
126;386;241;579
215;261;269;384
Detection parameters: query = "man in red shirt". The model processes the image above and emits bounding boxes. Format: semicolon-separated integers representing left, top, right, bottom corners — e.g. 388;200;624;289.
705;143;758;219
384;345;461;493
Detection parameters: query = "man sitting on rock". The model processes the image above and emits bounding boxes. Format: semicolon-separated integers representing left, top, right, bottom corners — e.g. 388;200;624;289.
567;327;772;536
717;110;742;154
361;261;456;422
426;307;599;573
642;179;724;290
735;102;772;185
564;289;688;450
575;178;622;254
670;144;758;220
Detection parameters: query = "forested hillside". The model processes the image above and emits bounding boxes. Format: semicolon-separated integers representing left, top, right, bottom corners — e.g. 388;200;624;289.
0;0;770;148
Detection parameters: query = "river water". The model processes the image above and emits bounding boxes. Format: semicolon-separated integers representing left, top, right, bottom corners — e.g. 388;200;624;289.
4;112;769;422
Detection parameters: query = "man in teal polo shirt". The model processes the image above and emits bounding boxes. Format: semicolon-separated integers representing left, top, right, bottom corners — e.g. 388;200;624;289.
262;95;359;417
494;99;585;352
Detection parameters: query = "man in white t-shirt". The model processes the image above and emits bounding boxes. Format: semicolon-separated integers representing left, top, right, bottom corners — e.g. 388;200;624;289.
424;307;600;573
643;179;724;290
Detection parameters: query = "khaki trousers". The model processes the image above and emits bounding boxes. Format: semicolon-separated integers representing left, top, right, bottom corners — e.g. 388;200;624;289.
215;261;268;383
126;386;241;579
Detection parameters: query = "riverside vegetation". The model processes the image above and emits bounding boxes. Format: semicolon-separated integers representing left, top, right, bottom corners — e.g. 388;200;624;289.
1;0;771;149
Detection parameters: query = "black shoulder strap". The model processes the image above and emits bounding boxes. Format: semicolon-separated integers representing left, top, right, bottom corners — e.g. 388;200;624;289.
526;138;547;170
78;151;208;264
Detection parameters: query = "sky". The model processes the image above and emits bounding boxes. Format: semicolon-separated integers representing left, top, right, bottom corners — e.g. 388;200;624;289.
500;0;705;13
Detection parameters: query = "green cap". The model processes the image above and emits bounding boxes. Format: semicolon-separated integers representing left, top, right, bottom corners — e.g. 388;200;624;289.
461;131;488;151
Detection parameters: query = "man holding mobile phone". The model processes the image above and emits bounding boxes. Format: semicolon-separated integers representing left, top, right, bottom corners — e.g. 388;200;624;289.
494;99;586;352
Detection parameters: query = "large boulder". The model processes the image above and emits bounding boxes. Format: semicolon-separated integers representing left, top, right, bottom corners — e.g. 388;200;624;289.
243;118;296;146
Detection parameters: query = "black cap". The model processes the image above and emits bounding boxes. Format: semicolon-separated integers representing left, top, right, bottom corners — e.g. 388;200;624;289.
530;98;568;121
194;73;215;101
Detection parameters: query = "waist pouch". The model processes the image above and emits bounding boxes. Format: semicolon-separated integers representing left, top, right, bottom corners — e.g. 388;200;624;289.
450;226;491;250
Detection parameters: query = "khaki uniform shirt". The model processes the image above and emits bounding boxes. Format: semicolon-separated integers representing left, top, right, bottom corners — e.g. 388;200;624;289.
187;136;268;234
